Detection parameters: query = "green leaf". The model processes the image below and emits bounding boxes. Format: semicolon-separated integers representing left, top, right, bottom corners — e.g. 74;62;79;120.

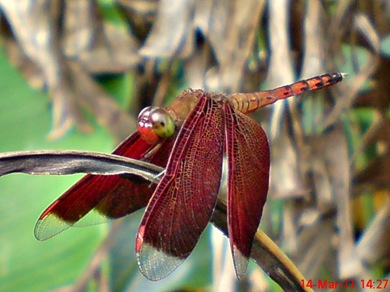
0;47;113;291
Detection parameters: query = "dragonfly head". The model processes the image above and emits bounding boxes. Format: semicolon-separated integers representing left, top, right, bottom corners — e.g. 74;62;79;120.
137;106;176;144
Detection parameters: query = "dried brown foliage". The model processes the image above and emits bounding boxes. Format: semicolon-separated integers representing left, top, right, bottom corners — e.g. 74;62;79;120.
1;0;389;290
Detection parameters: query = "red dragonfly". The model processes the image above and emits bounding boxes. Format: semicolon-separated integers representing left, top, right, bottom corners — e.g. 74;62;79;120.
34;73;345;281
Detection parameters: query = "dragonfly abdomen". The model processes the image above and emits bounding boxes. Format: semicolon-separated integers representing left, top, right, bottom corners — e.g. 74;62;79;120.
228;72;346;114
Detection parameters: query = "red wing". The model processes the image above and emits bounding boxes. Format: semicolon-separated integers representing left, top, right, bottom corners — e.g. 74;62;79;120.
34;132;174;240
224;102;270;278
135;96;224;281
93;136;175;219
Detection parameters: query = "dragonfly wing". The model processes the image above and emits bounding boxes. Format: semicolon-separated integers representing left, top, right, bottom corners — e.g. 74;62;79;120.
224;103;270;278
34;132;170;240
92;136;175;219
135;95;224;281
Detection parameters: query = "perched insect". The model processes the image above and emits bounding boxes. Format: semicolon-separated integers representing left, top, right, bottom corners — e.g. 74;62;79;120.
35;73;346;280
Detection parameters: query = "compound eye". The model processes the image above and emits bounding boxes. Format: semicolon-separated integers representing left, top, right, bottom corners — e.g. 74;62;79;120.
149;108;175;138
137;106;175;144
137;106;153;120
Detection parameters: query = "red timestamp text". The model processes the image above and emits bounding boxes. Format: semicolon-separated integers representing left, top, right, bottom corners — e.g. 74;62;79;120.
301;278;388;290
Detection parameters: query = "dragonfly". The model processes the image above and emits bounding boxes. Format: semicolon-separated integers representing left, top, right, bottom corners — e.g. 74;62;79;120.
34;73;345;281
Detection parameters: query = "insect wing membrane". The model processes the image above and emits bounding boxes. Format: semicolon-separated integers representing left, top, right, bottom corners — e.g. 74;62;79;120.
34;132;166;240
224;103;270;277
135;96;224;281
